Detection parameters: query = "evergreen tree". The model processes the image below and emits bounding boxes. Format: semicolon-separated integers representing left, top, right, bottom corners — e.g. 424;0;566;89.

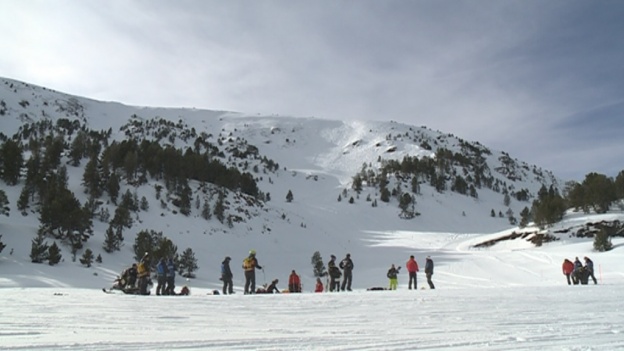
47;242;62;265
286;190;294;203
201;200;211;220
0;139;23;185
352;174;363;193
82;156;102;198
17;187;30;215
107;173;120;204
380;187;391;203
178;248;198;278
490;209;496;217
80;248;94;267
519;207;531;228
96;254;102;263
103;226;121;253
133;229;160;261
0;189;9;216
140;196;149;211
503;193;511;207
311;251;327;277
30;233;49;263
214;193;225;223
0;235;6;254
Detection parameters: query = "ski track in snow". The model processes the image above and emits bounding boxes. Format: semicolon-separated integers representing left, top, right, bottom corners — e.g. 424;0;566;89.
2;286;623;351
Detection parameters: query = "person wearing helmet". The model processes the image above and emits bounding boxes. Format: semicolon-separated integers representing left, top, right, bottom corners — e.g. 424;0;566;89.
242;250;262;294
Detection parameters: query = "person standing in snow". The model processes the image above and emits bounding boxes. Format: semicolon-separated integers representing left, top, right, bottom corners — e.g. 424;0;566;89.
572;257;583;285
165;257;176;295
221;256;234;295
562;258;575;285
406;255;419;290
583;256;598;285
387;264;401;290
156;257;168;295
339;253;354;291
425;256;435;289
137;253;151;295
288;270;302;293
327;255;341;292
242;250;262;294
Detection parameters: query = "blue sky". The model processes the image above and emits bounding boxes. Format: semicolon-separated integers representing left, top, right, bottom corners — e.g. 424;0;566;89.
1;0;623;181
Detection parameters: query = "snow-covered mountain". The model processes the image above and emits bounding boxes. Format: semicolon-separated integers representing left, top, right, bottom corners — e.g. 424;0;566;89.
0;76;621;294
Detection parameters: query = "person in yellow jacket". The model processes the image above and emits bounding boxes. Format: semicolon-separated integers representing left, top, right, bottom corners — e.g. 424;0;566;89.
137;253;151;295
242;250;262;294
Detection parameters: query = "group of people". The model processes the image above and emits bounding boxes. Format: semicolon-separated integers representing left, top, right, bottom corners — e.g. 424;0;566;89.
112;253;188;295
114;250;437;295
562;256;598;285
386;255;435;290
220;250;304;294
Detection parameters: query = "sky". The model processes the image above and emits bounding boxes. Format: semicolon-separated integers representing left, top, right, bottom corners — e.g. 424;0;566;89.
1;0;624;181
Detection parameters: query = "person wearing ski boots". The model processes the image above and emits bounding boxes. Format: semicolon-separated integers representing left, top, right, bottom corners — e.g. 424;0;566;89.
242;250;262;294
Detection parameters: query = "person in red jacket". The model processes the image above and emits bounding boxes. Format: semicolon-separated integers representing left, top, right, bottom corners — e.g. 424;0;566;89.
562;258;575;285
406;255;419;290
288;270;302;293
315;277;324;293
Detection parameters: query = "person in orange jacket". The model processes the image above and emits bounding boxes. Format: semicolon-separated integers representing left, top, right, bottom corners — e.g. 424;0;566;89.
315;277;324;293
288;270;302;293
562;258;575;285
406;255;419;290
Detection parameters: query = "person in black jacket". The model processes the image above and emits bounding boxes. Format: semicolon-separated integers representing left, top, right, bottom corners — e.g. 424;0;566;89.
327;255;341;292
221;256;234;295
339;253;354;291
425;256;435;289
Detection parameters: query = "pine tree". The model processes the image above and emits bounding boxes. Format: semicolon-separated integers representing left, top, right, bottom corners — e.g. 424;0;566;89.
96;254;102;263
286;190;294;203
0;190;9;216
178;248;198;278
80;248;94;267
0;235;6;254
311;251;327;277
519;207;531;228
0;139;23;185
490;209;496;217
103;226;121;253
47;242;62;265
201;200;212;220
30;233;49;263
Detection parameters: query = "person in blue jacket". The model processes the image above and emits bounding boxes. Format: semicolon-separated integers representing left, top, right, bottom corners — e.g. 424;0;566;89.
165;257;176;295
156;257;168;295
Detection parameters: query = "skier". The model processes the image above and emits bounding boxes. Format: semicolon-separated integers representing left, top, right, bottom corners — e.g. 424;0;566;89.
327;254;342;292
406;255;419;290
339;253;354;291
387;264;401;290
583;256;598;285
562;258;575;285
137;253;151;295
242;249;263;294
288;270;302;293
315;277;324;293
156;257;168;295
221;256;234;295
165;257;176;295
425;256;435;289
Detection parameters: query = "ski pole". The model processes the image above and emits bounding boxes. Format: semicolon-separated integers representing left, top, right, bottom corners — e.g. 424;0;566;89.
262;268;266;285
